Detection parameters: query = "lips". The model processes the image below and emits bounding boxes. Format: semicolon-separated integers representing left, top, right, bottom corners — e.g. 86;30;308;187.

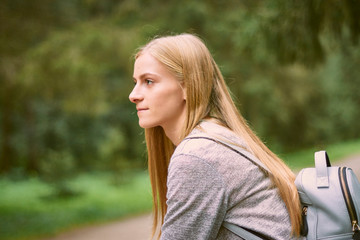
137;108;149;112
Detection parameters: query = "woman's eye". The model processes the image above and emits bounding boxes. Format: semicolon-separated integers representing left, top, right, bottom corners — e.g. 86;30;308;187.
145;79;153;85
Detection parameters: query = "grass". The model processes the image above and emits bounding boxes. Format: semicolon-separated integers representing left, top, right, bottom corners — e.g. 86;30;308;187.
0;171;152;240
0;138;359;240
281;138;360;171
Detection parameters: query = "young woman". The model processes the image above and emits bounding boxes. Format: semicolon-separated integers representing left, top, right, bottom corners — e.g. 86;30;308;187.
129;33;303;240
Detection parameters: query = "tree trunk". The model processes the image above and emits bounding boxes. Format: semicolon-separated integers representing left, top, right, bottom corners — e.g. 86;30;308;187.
0;83;14;173
25;101;39;174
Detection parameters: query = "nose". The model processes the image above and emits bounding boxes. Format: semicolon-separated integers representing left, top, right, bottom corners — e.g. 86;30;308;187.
129;84;143;103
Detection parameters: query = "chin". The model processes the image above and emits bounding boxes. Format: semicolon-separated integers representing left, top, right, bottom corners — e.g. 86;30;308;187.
139;120;158;129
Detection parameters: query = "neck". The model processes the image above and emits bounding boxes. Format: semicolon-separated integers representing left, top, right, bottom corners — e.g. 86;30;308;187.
163;124;183;146
162;106;187;146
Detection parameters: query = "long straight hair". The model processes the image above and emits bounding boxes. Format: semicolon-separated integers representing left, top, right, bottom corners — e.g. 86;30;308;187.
135;33;302;239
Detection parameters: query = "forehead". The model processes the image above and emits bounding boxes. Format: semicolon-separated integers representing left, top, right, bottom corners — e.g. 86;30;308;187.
135;53;158;70
133;52;171;78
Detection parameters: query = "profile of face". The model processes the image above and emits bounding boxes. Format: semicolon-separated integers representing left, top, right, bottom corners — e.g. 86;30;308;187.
129;52;187;131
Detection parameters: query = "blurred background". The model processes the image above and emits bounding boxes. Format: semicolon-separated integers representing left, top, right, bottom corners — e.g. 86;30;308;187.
1;0;360;239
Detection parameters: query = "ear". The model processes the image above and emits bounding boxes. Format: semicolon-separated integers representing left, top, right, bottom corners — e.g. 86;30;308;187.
182;84;187;100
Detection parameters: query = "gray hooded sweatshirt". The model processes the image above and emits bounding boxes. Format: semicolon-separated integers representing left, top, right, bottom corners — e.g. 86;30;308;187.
160;121;303;240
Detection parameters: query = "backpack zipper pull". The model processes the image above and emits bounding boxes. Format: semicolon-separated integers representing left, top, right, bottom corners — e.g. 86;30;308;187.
301;206;308;236
353;221;359;232
353;221;360;240
303;206;308;216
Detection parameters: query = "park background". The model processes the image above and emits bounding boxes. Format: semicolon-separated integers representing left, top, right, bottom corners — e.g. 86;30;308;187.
1;1;360;239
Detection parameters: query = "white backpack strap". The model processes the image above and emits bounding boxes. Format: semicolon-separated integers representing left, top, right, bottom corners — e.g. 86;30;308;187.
315;150;331;188
222;222;264;240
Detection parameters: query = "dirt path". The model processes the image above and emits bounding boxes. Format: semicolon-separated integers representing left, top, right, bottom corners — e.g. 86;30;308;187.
42;214;152;240
336;153;360;179
42;155;360;240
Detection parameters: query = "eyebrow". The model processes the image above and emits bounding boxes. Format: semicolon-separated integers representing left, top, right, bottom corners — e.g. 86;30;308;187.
133;72;160;81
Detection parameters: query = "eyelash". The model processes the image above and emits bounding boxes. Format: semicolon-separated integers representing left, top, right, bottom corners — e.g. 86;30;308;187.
133;79;154;86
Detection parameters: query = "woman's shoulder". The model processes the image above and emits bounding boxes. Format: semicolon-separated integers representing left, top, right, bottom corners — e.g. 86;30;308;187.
171;121;260;179
174;121;248;159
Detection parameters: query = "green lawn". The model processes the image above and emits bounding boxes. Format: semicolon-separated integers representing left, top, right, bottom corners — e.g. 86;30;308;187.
0;171;152;240
281;138;360;171
1;138;359;240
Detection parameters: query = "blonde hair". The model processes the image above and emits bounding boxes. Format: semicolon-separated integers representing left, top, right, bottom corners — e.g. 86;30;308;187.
135;33;302;238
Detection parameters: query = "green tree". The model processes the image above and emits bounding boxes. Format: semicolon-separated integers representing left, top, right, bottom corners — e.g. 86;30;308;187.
1;0;360;175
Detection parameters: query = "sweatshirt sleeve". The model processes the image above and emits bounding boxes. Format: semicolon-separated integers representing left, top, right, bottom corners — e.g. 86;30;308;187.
160;154;227;240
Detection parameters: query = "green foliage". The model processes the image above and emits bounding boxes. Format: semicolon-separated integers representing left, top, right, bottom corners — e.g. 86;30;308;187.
1;0;360;175
0;172;152;240
39;150;78;198
261;0;360;66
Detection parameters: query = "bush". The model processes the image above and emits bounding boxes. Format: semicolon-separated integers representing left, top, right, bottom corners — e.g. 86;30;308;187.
39;150;79;198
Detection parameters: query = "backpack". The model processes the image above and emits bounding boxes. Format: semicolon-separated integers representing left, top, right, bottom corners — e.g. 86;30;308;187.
187;135;360;239
295;151;360;240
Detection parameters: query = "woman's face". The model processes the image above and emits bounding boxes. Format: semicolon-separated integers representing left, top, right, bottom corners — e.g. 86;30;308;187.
129;52;186;131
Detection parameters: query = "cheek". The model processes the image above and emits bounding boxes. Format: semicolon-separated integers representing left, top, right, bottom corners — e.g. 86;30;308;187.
163;89;185;107
152;88;185;114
